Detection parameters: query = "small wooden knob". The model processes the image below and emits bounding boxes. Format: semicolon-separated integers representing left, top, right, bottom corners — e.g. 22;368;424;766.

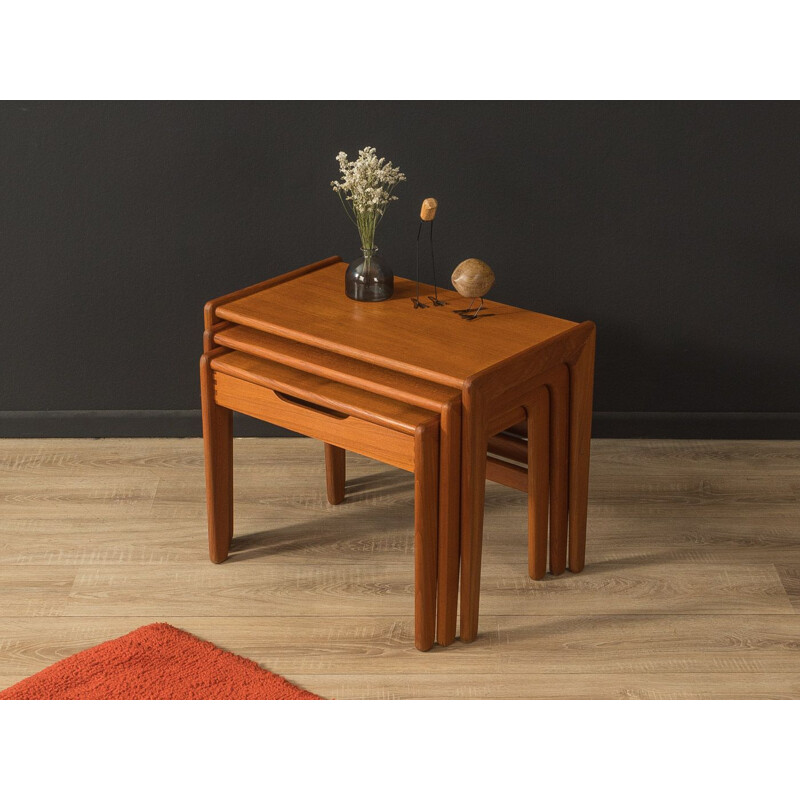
420;198;438;222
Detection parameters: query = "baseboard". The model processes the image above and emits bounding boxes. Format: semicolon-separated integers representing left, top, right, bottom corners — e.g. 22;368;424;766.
1;410;798;439
591;412;800;439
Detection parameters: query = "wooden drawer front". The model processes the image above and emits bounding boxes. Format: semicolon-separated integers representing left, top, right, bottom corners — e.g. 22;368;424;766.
214;371;416;472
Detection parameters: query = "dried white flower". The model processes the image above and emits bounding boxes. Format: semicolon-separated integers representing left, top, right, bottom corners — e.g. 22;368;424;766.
331;146;406;250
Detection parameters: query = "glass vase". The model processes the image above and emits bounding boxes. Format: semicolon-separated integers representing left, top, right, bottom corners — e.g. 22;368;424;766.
345;247;393;302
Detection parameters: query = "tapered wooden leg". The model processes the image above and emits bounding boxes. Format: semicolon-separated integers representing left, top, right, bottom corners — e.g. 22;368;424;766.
324;443;346;505
568;324;596;573
414;420;439;652
436;398;461;646
459;399;488;643
548;367;569;575
527;386;550;581
200;352;233;564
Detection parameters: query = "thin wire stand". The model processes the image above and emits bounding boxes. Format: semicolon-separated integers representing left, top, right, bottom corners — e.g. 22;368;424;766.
427;220;445;307
412;221;427;308
411;216;445;308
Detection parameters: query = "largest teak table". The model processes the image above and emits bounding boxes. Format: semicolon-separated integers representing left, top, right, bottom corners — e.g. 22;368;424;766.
203;255;596;644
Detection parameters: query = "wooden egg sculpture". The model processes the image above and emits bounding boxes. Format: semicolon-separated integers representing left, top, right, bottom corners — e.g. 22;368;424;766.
451;258;495;318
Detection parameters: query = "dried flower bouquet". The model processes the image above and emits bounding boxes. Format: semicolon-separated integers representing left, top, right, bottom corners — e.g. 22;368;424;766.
331;146;406;251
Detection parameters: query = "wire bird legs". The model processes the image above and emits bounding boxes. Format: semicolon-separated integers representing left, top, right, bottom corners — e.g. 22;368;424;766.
413;198;445;308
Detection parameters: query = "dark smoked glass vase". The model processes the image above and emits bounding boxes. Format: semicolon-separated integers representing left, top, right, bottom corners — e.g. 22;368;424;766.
345;247;393;302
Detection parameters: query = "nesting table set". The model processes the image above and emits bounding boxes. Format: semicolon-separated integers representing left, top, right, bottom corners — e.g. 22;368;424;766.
202;256;596;650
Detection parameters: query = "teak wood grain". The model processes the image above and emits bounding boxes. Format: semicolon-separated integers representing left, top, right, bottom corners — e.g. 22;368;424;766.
203;344;444;650
200;350;233;563
324;444;346;505
207;257;596;645
214;372;418;473
413;419;439;650
210;350;434;435
323;394;463;648
214;324;456;411
203;255;341;330
215;260;578;387
459;357;577;642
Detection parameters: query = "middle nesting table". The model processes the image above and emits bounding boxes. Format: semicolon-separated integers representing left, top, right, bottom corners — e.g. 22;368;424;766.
205;326;462;651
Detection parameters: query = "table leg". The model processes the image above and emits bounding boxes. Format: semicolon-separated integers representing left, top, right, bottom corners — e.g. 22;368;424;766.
568;324;596;573
414;420;439;652
324;444;346;505
459;397;488;643
200;353;233;563
527;387;550;581
436;398;461;646
549;368;570;575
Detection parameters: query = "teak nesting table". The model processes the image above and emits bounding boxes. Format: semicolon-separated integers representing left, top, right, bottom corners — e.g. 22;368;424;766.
202;255;596;649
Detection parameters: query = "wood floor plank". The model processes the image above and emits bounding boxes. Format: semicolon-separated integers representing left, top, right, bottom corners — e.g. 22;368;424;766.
2;515;800;568
0;573;73;617
477;563;794;615
287;672;800;699
3;437;796;472
3;514;800;567
0;476;160;519
1;615;799;687
0;561;782;618
775;564;800;612
0;439;205;475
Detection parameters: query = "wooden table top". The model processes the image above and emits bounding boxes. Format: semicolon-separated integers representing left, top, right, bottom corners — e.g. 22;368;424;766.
216;259;578;388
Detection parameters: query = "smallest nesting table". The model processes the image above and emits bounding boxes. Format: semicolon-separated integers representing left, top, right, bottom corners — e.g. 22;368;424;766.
202;255;595;647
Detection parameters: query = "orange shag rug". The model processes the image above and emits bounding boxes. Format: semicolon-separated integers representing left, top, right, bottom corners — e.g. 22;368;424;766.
0;623;322;700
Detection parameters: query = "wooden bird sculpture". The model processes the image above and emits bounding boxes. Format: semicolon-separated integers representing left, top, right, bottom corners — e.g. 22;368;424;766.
451;258;495;319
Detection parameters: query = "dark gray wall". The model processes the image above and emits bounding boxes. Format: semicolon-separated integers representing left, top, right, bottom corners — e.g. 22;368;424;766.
1;101;798;437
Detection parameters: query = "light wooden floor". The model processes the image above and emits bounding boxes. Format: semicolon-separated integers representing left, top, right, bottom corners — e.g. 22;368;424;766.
1;437;799;699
